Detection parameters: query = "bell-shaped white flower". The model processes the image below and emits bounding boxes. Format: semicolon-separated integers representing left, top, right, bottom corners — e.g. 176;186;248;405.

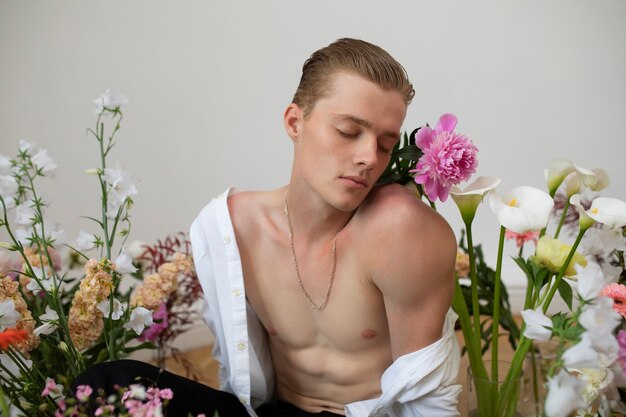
571;194;626;230
103;164;138;219
0;175;18;201
562;333;599;369
14;202;36;225
544;370;587;417
521;307;553;341
545;159;576;197
93;88;129;114
25;267;54;295
34;305;59;336
489;186;554;233
0;300;21;330
123;307;153;335
576;262;609;301
73;230;96;252
114;248;137;275
18;140;34;153
31;148;57;178
97;297;125;321
579;297;621;336
450;176;501;225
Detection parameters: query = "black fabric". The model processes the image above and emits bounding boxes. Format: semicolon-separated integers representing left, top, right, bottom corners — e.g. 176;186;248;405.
72;359;343;417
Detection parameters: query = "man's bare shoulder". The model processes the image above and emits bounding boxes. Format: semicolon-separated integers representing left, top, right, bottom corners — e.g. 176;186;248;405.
354;183;456;293
228;189;283;237
355;183;455;247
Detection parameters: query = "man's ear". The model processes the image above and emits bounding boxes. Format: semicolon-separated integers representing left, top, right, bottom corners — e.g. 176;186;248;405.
284;103;303;142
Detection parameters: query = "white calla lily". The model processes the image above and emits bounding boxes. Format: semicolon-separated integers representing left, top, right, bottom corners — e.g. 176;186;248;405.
489;186;554;233
570;194;626;230
545;159;575;197
450;176;501;225
572;162;609;192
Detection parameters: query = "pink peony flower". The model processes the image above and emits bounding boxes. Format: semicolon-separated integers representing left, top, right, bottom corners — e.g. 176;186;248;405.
411;113;478;202
138;302;169;342
505;229;540;248
601;283;626;318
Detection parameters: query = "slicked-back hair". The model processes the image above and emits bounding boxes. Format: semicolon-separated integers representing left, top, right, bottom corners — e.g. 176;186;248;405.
292;38;414;118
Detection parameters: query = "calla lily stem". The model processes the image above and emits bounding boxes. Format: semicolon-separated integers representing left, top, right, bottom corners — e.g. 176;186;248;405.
490;226;506;407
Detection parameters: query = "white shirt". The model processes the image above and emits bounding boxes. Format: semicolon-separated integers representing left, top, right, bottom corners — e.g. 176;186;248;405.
190;188;462;417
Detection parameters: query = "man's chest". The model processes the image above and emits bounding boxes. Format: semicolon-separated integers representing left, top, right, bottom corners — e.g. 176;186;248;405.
238;231;391;353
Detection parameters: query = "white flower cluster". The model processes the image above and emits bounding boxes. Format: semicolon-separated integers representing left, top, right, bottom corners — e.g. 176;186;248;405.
522;260;625;417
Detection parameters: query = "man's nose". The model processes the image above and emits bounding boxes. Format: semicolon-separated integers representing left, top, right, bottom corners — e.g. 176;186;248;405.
354;135;378;169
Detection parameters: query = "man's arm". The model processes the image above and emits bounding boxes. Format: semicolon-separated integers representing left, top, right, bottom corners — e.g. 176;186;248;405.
364;184;457;360
350;184;461;416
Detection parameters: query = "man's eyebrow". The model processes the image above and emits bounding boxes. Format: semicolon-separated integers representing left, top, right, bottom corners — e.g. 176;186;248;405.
333;114;400;140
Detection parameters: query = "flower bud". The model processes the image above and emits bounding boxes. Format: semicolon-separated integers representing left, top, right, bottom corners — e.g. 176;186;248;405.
58;341;69;352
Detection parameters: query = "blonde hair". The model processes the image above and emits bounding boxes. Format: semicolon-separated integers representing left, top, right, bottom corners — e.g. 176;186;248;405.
292;38;414;117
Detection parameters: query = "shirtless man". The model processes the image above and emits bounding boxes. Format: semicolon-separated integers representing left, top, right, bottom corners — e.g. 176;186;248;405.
76;38;460;417
190;38;461;416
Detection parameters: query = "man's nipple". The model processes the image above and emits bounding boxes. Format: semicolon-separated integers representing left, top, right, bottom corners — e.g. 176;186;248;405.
361;329;377;339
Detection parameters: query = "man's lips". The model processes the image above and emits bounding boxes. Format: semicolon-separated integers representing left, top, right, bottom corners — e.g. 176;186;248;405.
340;176;368;188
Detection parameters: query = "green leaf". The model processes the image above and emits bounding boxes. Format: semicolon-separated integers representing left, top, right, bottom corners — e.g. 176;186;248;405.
557;280;574;311
393;145;423;161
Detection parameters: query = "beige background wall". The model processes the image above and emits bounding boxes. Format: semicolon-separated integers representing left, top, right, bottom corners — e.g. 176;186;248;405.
1;2;625;337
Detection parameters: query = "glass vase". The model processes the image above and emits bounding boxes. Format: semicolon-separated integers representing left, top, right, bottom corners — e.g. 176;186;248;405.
521;341;559;417
467;360;524;417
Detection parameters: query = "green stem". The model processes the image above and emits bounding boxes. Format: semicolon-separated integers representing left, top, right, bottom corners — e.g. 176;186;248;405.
553;200;570;239
465;222;482;347
491;226;506;407
542;228;586;313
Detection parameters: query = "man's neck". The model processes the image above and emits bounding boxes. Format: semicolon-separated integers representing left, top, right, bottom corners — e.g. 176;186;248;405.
282;183;355;244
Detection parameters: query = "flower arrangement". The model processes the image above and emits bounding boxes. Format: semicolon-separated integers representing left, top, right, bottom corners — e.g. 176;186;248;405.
381;113;626;416
0;90;202;416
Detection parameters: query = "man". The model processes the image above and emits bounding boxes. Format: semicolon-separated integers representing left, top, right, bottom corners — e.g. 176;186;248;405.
75;38;460;417
190;38;461;416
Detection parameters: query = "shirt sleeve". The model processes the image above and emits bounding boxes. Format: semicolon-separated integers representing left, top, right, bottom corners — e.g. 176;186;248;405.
345;309;462;417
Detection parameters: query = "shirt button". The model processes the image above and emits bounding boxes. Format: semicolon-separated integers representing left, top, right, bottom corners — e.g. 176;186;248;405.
233;289;241;297
223;234;231;244
237;342;246;351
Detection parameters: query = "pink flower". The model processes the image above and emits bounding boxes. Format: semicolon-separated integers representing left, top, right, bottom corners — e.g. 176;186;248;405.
505;229;540;248
411;113;478;202
75;384;93;402
601;283;626;318
138;302;169;342
41;377;63;398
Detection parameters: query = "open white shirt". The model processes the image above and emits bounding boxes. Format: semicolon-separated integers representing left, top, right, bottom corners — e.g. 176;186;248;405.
190;188;462;417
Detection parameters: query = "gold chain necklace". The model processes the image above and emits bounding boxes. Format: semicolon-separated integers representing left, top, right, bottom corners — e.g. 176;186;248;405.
283;191;344;310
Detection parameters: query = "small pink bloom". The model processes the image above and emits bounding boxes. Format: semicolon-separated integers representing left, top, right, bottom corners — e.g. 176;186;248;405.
95;404;115;416
505;229;540;248
41;377;62;398
411;113;478;202
75;384;93;402
601;283;626;318
159;388;173;400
